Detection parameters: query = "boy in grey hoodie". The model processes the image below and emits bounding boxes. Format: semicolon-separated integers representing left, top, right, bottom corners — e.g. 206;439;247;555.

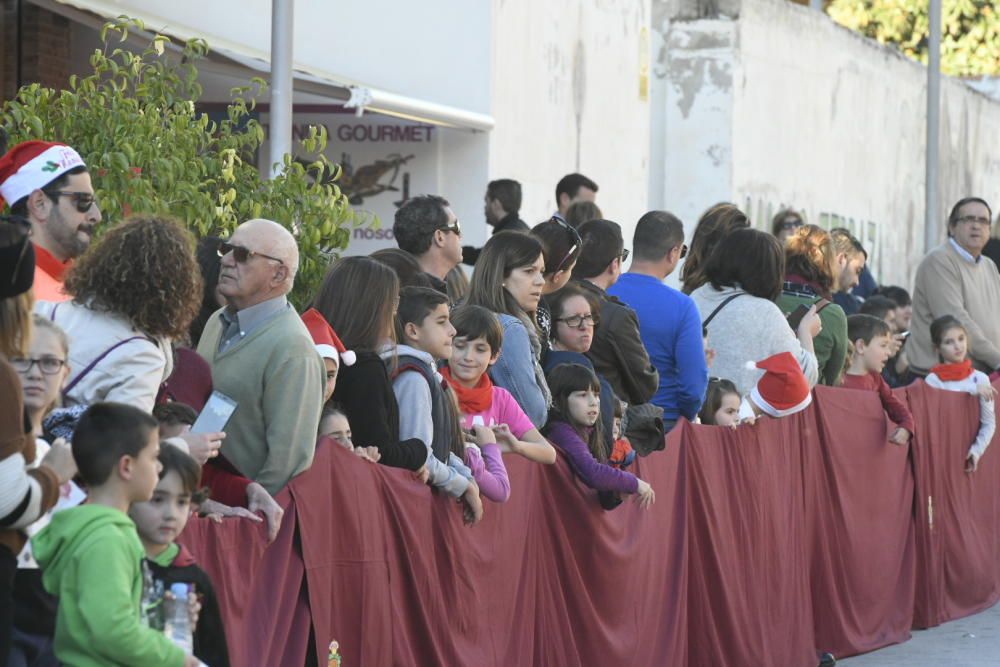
381;287;484;524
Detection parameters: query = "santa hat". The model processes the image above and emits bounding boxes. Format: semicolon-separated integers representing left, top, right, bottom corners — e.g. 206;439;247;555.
745;351;812;418
301;308;355;366
0;141;87;208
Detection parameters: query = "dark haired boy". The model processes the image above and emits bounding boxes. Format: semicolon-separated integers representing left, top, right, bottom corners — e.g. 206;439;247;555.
33;402;198;667
840;315;914;446
130;443;230;667
381;287;485;521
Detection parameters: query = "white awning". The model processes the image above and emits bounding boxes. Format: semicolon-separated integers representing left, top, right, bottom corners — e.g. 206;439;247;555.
34;0;495;131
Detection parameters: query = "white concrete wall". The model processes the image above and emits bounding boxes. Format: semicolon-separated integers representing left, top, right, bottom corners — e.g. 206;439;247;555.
488;0;652;245
655;0;1000;289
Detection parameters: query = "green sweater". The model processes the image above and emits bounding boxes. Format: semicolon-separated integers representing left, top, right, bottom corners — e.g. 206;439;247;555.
197;306;325;494
776;293;848;386
32;504;184;667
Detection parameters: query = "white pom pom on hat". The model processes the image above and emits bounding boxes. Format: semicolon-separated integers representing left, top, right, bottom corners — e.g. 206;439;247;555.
301;308;356;366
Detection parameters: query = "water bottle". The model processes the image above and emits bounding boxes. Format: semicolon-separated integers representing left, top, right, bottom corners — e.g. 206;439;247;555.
164;582;194;655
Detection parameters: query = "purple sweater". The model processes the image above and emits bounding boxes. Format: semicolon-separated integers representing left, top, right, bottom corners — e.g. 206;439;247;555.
464;443;511;502
546;421;639;494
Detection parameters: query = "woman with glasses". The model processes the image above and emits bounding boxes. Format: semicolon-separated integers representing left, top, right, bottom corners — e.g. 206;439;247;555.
34;215;202;413
531;218;582;353
542;284;616;456
467;232;551;428
0;219;76;665
770;208;805;245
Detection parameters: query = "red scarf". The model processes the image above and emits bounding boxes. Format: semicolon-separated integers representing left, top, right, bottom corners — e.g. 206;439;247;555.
440;365;493;414
930;359;974;382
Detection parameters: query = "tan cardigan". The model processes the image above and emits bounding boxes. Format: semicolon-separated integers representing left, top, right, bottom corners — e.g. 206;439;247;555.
910;241;1000;374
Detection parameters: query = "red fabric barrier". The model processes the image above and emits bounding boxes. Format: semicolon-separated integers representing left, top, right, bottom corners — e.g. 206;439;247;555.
905;381;1000;628
178;382;1000;667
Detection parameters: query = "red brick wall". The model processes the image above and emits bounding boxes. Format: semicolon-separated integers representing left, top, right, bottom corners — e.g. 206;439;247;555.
0;1;72;104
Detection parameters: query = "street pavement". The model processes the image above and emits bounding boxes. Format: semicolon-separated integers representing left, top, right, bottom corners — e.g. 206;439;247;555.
839;603;1000;666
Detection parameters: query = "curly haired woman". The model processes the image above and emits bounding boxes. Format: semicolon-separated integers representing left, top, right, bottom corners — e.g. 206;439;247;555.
34;215;202;412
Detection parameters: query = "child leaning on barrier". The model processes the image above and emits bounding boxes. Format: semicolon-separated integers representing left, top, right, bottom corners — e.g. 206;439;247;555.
925;315;997;472
840;315;915;446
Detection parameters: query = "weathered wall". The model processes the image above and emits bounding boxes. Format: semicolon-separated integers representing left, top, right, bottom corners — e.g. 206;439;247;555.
655;0;1000;289
489;0;652;241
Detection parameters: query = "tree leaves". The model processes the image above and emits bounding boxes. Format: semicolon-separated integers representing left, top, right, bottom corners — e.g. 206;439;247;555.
0;16;354;307
828;0;1000;77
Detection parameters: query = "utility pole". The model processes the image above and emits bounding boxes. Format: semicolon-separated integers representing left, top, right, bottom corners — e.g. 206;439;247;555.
269;0;294;179
925;0;941;252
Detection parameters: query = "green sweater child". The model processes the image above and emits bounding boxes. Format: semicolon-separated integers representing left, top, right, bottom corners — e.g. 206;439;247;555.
32;403;197;667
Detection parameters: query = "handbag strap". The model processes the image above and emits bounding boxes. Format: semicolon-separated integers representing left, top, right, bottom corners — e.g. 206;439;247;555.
63;336;151;397
702;293;745;330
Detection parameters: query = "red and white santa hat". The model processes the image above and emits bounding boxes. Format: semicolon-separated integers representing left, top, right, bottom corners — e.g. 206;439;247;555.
0;141;87;208
745;351;812;418
301;308;355;366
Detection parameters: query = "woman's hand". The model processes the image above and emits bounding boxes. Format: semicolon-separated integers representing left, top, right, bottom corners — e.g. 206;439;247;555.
40;437;77;485
797;305;822;339
413;465;430;485
354;446;381;462
246;482;284;543
199;498;263;525
634;479;655;508
976;382;997;402
179;431;225;465
889;427;911;446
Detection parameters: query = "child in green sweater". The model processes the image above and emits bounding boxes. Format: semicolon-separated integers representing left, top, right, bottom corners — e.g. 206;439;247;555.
33;403;199;667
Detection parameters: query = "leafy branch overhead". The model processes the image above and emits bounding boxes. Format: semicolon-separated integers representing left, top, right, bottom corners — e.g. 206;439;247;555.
0;16;358;306
828;0;1000;77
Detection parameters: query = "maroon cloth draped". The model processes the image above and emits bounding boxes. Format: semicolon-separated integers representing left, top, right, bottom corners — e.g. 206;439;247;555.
179;382;999;667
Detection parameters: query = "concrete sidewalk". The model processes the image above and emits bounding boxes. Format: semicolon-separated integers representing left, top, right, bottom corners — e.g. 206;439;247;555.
838;603;1000;666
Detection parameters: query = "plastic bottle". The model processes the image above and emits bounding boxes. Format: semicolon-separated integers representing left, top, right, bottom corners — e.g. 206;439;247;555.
164;582;194;655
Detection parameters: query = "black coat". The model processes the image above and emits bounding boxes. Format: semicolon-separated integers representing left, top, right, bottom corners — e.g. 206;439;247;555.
331;351;427;470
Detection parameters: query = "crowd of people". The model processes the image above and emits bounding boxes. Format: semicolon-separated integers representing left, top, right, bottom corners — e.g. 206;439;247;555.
1;138;999;667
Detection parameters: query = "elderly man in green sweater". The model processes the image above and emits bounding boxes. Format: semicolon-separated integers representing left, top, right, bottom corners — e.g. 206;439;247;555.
910;197;1000;376
197;219;325;494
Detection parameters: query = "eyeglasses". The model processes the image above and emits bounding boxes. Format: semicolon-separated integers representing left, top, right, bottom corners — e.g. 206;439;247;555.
218;241;285;265
620;248;630;263
781;220;804;231
0;215;32;288
10;356;66;375
50;191;98;213
438;219;462;236
956;215;991;226
556;313;598;328
548;216;583;273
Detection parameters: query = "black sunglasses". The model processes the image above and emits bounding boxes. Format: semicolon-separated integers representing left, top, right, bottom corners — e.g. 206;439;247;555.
0;215;32;288
218;241;285;265
50;191;98;214
438;219;462;235
549;216;582;273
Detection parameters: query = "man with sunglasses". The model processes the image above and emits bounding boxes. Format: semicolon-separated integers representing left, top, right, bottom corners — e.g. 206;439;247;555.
197;218;326;494
608;211;707;430
394;194;464;298
0;141;101;302
572;218;659;406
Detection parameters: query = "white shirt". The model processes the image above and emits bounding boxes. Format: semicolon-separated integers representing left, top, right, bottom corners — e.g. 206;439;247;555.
949;237;981;265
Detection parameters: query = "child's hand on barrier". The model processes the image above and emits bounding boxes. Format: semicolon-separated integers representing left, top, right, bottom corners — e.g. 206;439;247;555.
976;382;997;402
413;465;430;485
461;482;484;525
354;446;381;463
634;479;655;509
472;424;497;446
966;452;979;474
889;427;911;446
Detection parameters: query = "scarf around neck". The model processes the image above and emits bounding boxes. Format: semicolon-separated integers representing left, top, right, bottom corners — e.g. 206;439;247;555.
930;359;974;382
441;365;493;413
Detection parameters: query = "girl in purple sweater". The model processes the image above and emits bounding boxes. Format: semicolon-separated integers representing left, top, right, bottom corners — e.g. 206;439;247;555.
543;364;655;508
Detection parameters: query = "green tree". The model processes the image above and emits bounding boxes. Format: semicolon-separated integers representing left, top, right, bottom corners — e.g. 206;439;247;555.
828;0;1000;77
1;16;359;306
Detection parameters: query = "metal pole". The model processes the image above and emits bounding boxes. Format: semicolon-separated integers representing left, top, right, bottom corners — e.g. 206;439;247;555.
269;0;294;179
925;0;941;252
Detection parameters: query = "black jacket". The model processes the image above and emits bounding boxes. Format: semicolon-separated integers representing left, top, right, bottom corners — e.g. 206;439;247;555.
575;280;659;406
462;213;530;265
332;350;427;470
147;545;230;667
